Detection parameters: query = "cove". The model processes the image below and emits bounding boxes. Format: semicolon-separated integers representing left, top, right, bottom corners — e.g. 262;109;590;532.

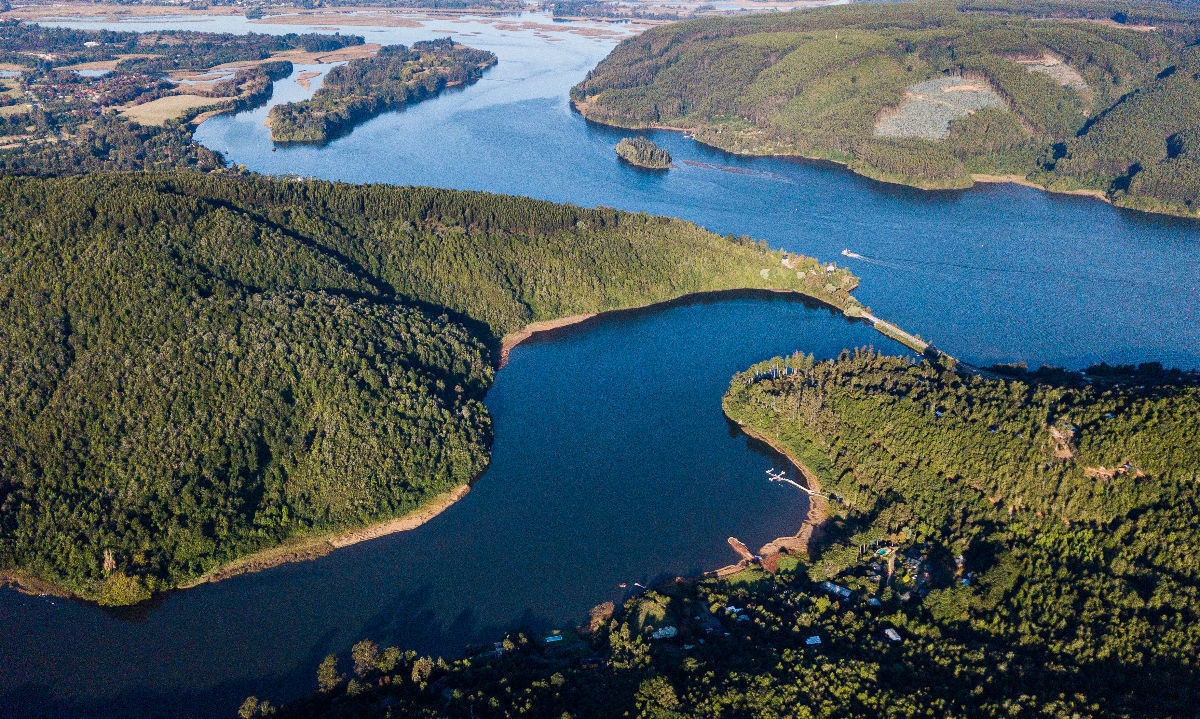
3;10;1197;718
1;294;900;718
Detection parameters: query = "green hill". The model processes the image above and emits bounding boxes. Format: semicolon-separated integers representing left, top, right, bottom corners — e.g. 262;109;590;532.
572;0;1200;216
0;171;855;604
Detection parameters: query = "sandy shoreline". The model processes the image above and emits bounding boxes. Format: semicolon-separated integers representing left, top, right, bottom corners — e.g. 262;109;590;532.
3;284;909;605
698;419;829;580
2;483;475;601
497;286;857;368
969;173;1110;201
178;484;473;587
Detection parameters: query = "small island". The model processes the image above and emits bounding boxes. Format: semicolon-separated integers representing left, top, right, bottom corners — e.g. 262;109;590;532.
575;2;1200;218
269;38;496;144
615;137;671;169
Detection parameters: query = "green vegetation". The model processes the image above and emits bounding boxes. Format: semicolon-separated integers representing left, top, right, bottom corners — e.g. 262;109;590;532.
615;137;672;169
0;61;293;175
572;0;1200;215
0;171;857;604
247;352;1200;718
0;21;361;175
268;39;495;144
0;21;361;71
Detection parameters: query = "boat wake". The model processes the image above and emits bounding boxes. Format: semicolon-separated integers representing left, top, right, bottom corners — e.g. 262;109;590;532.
840;249;903;270
839;248;1150;287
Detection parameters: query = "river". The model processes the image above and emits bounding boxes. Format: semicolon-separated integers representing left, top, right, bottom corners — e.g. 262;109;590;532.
2;9;1198;718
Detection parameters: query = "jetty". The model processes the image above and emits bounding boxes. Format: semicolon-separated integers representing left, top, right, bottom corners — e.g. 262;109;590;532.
767;468;832;500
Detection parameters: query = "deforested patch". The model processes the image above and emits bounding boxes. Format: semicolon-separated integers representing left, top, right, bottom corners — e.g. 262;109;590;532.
874;76;1005;140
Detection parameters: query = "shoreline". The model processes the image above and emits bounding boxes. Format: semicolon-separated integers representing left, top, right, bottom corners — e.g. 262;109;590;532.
496;284;898;369
2;483;474;604
3;285;922;605
699;419;830;580
571;102;1199;221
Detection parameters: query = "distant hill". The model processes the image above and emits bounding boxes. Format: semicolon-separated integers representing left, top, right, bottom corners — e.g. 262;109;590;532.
572;0;1200;217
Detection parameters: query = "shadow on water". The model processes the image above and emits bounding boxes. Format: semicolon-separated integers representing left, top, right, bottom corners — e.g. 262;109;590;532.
7;11;1200;719
519;288;854;352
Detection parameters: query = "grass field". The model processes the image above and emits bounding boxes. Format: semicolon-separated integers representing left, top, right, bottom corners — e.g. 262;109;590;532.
119;94;229;125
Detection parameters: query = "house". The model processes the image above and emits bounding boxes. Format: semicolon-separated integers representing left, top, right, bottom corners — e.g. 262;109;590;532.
650;626;678;640
819;581;852;599
884;628;902;642
805;635;822;646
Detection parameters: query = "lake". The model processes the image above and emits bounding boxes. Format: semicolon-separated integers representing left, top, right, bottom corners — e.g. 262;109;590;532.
3;9;1199;718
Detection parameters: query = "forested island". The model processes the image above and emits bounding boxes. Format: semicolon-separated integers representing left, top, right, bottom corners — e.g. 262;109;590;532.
235;352;1200;718
0;22;364;174
0;171;860;605
572;0;1200;217
615;136;671;169
268;39;495;144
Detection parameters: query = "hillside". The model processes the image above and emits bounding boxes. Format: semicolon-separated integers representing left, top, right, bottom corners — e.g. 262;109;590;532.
0;172;857;604
572;0;1200;216
244;354;1200;718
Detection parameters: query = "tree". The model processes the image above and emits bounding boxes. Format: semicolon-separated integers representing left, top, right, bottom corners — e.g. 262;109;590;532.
316;654;343;693
410;656;434;688
351;639;379;678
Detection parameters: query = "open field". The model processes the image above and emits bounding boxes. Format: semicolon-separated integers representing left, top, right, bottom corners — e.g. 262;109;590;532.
120;93;229;125
875;76;1005;140
1016;52;1087;89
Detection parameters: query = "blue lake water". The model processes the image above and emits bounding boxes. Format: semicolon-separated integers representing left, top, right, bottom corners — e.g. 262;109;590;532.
3;10;1199;718
1;294;894;718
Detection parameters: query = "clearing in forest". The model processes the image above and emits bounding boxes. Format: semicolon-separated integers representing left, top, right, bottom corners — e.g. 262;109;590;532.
120;94;231;125
1015;53;1087;90
874;76;1005;140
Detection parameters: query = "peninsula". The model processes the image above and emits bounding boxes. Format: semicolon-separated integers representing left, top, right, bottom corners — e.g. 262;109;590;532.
250;353;1200;719
572;0;1200;218
268;38;496;144
0;171;862;605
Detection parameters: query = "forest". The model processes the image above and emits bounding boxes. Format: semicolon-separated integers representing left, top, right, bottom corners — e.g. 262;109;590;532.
241;352;1200;718
268;39;496;144
572;0;1200;216
615;137;672;169
0;171;855;605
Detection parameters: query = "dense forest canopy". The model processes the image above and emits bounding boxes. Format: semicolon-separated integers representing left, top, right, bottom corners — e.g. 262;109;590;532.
269;38;496;144
0;171;856;604
242;353;1200;718
572;0;1200;216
